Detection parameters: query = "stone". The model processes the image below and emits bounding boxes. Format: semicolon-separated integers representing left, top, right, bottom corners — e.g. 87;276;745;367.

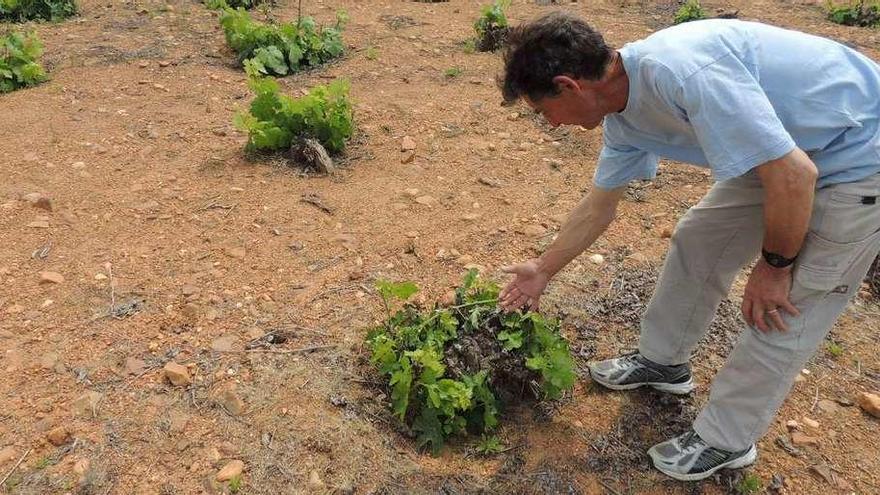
163;362;191;386
219;390;246;416
168;411;189;433
817;399;841;415
216;460;244;481
23;193;52;211
125;357;146;375
73;458;90;477
801;417;820;429
790;431;819;446
461;213;480;221
39;271;64;284
211;335;236;353
589;254;605;265
39;352;60;370
400;151;416;164
224;247;246;259
478;177;504;188
520;224;546;237
0;446;16;464
785;420;800;431
402;188;420;198
46;427;70;446
309;470;324;489
414;195;437;206
660;228;673;239
400;136;417;151
857;392;880;418
27;220;50;229
73;391;102;417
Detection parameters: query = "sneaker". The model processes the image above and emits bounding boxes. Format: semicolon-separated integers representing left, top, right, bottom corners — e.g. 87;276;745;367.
588;352;694;395
648;430;758;481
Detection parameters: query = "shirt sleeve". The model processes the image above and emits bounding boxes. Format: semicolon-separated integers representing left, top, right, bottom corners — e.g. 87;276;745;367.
669;54;796;180
593;140;659;189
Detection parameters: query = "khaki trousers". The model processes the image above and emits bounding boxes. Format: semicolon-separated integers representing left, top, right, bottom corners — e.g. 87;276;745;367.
639;171;880;451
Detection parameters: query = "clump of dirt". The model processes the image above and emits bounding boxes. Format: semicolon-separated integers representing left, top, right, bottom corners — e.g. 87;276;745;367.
476;25;509;52
443;309;541;404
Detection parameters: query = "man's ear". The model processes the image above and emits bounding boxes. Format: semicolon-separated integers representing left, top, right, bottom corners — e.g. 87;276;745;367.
551;75;580;93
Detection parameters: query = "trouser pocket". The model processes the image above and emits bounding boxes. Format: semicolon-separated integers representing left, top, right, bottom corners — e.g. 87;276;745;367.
792;228;880;304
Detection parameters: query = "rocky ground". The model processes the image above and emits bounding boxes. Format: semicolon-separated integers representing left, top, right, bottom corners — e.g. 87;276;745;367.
1;0;879;494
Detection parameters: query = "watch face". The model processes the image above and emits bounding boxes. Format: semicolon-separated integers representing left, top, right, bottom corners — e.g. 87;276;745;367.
763;250;795;268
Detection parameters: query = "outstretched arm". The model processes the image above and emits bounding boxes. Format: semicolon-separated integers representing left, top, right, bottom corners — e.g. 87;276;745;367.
499;185;626;311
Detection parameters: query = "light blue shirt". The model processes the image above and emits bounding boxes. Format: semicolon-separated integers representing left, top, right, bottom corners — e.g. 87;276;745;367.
595;19;880;189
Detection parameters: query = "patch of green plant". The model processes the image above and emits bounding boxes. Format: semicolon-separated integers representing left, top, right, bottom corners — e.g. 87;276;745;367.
0;0;76;22
674;0;706;24
826;0;880;27
366;270;577;455
443;66;462;78
1;31;48;93
204;0;266;9
234;76;354;154
228;475;242;493
473;0;510;52
364;46;378;60
475;434;504;456
219;7;347;77
34;456;53;470
462;38;476;54
826;341;844;358
736;472;762;494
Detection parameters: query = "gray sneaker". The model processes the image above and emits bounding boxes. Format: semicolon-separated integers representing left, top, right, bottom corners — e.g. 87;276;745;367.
588;352;694;395
648;430;758;481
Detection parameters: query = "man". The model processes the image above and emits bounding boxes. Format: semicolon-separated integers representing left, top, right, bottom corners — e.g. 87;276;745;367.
497;12;880;481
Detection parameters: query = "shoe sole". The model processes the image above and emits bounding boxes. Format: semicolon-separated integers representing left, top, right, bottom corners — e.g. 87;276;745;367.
649;444;758;482
588;368;695;395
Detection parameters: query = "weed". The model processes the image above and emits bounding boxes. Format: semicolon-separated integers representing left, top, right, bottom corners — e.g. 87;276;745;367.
0;0;76;21
365;46;378;60
229;475;243;493
473;0;510;52
475;434;505;456
826;341;844;358
204;0;266;9
1;31;48;93
826;0;880;27
736;472;762;494
366;270;576;455
462;38;476;54
234;76;354;154
220;7;347;77
444;66;462;78
674;0;706;24
34;456;53;470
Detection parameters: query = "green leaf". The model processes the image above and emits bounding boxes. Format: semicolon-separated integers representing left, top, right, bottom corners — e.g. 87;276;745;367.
413;407;445;455
376;280;419;304
497;329;523;351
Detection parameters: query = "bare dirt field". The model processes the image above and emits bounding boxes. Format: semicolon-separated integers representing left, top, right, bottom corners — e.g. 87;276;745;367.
1;0;879;493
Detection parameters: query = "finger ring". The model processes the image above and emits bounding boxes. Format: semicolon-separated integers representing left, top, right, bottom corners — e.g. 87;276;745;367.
767;308;779;314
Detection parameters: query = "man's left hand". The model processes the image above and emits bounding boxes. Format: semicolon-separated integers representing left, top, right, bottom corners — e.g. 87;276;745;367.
741;259;800;332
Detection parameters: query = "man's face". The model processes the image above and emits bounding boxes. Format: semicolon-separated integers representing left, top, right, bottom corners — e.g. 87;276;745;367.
525;78;606;129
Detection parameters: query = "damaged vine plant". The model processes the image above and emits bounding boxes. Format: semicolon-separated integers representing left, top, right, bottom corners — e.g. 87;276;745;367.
366;270;577;455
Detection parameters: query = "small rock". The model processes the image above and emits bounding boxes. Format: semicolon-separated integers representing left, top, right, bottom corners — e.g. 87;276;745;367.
309;470;324;489
402;188;420;198
507;112;519;121
478;177;504;188
817;399;841;415
414;195;437;206
163;362;191;386
857;392;880;418
520;224;546;237
23;193;53;211
400;136;417;151
626;252;648;264
73;391;102;417
329;394;347;407
801;417;820;429
461;213;480;221
125;357;146;375
39;271;64;284
39;352;60;370
589;254;605;265
219;390;246;416
73;458;90;477
224;247;246;259
216;460;244;481
211;335;236;353
785;420;800;431
400;151;416;164
660;228;673;239
0;446;17;464
46;427;70;446
27;220;50;229
790;431;819;446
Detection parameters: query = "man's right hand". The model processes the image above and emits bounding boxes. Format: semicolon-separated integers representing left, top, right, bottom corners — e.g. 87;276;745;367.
499;259;551;312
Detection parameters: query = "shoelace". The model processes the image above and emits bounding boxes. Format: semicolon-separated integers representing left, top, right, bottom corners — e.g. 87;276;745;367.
679;430;705;453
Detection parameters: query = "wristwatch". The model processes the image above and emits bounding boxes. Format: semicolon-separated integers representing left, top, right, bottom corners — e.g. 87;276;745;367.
762;248;797;268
